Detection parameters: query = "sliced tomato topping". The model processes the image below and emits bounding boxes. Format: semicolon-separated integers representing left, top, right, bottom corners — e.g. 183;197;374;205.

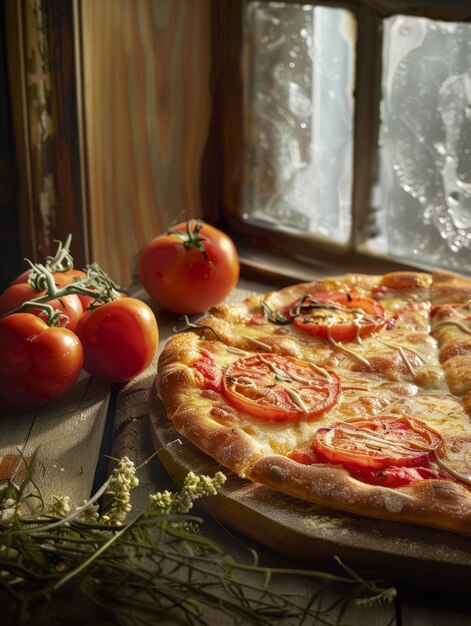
288;445;320;465
288;292;385;342
223;354;340;423
311;415;443;471
288;445;453;488
355;465;453;488
192;353;223;392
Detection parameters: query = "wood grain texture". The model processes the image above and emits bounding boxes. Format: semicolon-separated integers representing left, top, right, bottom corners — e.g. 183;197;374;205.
0;373;111;507
150;397;471;596
400;596;471;626
80;0;214;287
4;0;86;272
113;285;398;626
110;275;471;623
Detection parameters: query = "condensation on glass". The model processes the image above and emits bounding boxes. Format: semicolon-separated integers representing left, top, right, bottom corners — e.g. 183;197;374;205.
369;16;471;272
242;2;356;244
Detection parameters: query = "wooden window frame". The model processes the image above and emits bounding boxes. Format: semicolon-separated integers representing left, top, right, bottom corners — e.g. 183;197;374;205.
215;0;471;273
4;0;471;283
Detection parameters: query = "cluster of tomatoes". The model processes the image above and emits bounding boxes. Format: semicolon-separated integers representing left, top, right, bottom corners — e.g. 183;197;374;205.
0;222;240;413
0;254;159;412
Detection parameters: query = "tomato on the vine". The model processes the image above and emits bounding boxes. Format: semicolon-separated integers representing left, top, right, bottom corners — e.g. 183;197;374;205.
223;354;340;422
75;297;158;383
138;220;240;314
289;292;385;342
11;267;85;287
11;268;95;310
0;283;83;332
0;313;83;412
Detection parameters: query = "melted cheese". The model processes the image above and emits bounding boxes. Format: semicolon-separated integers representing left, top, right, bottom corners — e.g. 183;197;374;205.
188;285;471;480
198;344;471;467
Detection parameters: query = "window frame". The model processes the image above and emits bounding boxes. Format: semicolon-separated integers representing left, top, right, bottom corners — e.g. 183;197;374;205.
216;0;471;272
5;0;471;282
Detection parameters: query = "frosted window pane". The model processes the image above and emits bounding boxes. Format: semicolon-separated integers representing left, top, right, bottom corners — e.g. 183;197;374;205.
370;16;471;272
243;2;355;243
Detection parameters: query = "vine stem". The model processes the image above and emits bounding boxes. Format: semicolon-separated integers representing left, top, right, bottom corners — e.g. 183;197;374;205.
2;264;123;324
53;512;143;591
20;475;113;535
45;234;74;272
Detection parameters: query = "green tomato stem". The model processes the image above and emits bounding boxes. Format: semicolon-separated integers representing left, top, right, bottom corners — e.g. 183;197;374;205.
2;263;127;325
167;219;209;261
45;233;74;273
6;301;63;326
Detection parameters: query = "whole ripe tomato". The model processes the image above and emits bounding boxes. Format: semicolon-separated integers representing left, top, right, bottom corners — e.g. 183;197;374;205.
138;220;240;314
0;313;83;412
0;283;83;331
75;297;158;383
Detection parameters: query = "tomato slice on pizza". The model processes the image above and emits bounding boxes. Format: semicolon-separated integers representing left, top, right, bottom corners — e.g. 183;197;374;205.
312;415;443;471
223;354;340;423
289;292;386;342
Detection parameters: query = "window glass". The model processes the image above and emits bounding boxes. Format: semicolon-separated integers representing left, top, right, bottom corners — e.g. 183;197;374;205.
369;16;471;272
243;2;356;244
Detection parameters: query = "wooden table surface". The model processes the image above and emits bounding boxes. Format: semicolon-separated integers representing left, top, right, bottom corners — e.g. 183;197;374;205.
1;269;471;625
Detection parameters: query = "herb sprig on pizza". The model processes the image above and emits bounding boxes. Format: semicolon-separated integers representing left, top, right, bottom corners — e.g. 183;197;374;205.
157;270;471;535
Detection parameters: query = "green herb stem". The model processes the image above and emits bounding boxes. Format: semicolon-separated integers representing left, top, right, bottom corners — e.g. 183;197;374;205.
0;456;396;625
53;513;143;591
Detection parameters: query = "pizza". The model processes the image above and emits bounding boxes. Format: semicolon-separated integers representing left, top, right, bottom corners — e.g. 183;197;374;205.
156;269;471;536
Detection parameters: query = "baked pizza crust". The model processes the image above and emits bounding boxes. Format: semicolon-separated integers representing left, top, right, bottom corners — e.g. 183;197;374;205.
432;269;471;304
156;269;471;536
157;332;264;474
246;455;471;536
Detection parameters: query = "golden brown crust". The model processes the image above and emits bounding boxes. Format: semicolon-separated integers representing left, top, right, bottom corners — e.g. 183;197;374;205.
431;302;471;394
156;269;471;537
379;271;432;290
303;270;430;293
432;269;471;304
442;355;471;396
157;332;264;475
246;455;471;536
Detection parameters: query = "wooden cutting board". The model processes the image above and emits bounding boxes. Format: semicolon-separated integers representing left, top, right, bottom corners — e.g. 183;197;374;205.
149;391;471;596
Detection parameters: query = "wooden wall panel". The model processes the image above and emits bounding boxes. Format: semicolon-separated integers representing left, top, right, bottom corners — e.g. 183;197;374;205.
80;0;214;286
5;0;85;274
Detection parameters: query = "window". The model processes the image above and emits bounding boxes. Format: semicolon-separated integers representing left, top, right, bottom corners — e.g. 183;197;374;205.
243;3;355;244
235;1;471;273
371;14;471;272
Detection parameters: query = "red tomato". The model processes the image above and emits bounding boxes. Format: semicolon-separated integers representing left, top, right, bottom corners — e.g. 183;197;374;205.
75;297;158;383
223;354;340;423
138;220;240;314
0;313;83;412
312;416;443;471
290;292;385;342
51;270;94;310
0;283;83;331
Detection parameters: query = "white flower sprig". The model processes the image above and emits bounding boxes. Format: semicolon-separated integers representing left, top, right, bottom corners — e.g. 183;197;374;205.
100;456;139;525
149;471;226;515
0;456;397;623
50;495;71;518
